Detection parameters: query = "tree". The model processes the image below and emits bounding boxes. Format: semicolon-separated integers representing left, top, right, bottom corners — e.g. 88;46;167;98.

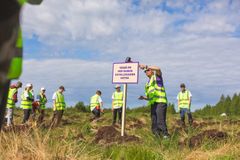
194;93;240;116
74;101;89;112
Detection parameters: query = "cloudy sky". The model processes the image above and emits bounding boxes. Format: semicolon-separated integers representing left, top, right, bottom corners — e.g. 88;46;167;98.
15;0;240;110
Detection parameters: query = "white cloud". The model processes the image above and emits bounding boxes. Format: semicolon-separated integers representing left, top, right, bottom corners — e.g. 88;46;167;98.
17;0;240;109
183;14;235;33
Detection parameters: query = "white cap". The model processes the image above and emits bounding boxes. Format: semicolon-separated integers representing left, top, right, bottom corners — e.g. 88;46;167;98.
26;83;32;88
115;84;121;89
41;87;46;91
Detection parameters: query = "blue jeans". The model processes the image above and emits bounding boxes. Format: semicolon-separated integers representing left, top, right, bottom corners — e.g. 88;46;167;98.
92;108;100;119
180;108;193;125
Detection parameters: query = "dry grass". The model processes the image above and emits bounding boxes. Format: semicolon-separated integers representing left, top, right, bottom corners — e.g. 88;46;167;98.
1;109;240;160
0;128;100;160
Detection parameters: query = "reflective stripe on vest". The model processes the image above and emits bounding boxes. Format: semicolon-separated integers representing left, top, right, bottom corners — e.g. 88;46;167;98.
178;90;190;109
39;93;47;110
113;91;123;108
90;94;100;111
55;92;66;110
21;91;33;109
145;74;167;105
7;88;17;108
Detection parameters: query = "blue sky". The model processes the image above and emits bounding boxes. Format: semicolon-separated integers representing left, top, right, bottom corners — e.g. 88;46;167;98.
14;0;240;110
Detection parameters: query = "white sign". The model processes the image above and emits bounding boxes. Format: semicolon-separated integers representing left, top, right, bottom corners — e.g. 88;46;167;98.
112;62;139;84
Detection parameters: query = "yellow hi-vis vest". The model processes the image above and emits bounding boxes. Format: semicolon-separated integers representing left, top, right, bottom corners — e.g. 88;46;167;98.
55;92;66;111
39;93;47;110
90;94;100;111
21;90;33;109
145;74;167;105
178;90;191;109
7;0;27;80
113;91;123;109
7;88;17;109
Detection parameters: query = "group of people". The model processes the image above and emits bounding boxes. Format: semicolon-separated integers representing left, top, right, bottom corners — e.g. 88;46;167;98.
139;64;193;138
5;63;193;138
89;63;193;138
89;84;124;125
5;82;66;127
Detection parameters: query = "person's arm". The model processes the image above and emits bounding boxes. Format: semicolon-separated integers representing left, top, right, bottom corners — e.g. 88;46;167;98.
188;91;192;109
25;91;34;101
138;95;148;101
13;92;18;103
139;64;162;76
98;97;104;112
52;93;56;110
112;94;114;111
189;97;192;109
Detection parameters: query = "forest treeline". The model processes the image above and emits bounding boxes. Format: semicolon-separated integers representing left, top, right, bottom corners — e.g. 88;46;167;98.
194;93;240;116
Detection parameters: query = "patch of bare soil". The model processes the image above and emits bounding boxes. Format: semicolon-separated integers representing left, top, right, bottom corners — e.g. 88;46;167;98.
188;129;228;148
128;118;145;129
179;129;228;149
89;117;106;123
191;121;221;129
94;126;140;144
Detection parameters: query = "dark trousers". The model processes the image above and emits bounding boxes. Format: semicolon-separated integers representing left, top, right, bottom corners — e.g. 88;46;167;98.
92;108;100;119
151;103;169;136
112;108;122;124
37;109;45;124
22;109;31;124
180;108;193;126
51;110;64;127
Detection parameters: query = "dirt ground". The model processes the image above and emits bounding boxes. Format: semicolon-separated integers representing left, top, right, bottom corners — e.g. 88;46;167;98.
188;129;228;148
94;125;140;144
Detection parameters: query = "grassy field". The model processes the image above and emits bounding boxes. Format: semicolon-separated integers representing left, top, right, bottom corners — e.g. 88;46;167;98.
1;107;240;160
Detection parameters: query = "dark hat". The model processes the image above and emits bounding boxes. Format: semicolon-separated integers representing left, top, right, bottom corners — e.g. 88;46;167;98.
96;90;102;95
16;81;22;87
180;83;186;88
59;85;65;91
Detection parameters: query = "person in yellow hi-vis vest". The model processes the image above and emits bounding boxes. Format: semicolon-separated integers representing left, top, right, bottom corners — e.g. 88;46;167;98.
5;81;22;126
90;90;103;120
51;86;66;127
112;85;123;125
21;83;34;124
177;83;193;126
0;0;43;129
36;87;47;124
139;64;170;138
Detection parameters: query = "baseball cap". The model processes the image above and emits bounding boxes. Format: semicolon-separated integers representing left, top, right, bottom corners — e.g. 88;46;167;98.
26;83;32;87
115;84;121;89
41;87;46;91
